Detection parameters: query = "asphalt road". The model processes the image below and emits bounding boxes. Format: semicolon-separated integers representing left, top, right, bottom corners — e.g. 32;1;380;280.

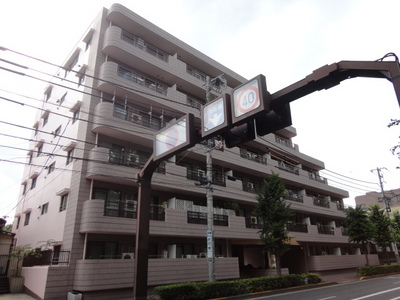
227;275;400;300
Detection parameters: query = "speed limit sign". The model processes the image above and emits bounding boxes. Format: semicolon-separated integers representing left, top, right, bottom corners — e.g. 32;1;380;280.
234;83;260;117
231;74;270;125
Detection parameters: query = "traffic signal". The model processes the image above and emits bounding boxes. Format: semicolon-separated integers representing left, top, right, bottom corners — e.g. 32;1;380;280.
255;103;292;136
223;122;256;148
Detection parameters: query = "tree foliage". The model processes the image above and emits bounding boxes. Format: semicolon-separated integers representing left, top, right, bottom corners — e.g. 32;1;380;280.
254;173;293;275
9;245;40;277
344;205;374;266
368;204;393;265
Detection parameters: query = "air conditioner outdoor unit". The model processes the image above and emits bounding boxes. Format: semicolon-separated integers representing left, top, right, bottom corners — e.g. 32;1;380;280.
122;252;134;259
125;200;136;211
130;113;142;124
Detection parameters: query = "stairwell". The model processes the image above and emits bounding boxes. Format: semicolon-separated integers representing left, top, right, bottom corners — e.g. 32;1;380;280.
0;276;10;294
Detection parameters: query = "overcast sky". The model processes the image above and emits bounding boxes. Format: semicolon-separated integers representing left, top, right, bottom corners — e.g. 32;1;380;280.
1;0;399;220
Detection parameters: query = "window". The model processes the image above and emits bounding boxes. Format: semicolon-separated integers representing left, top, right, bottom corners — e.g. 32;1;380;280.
41;203;49;215
22;183;27;195
31;177;37;189
60;194;68;212
85;37;92;51
24;212;30;226
45;90;52;102
85;241;118;259
66;148;74;165
78;72;85;86
37;144;43;157
48;162;55;174
43;114;49;126
60;93;67;105
54;126;61;136
16;217;20;229
28;154;33;164
72;108;80;123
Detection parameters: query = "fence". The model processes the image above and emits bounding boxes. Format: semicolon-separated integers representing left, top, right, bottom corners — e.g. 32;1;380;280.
23;249;70;267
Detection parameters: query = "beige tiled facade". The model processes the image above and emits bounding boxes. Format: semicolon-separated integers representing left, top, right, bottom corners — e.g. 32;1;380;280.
12;4;377;299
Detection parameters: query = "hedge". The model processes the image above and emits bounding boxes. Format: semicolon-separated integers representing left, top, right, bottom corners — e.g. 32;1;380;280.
357;264;400;277
154;273;322;300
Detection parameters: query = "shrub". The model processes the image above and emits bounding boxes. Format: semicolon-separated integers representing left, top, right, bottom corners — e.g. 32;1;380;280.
154;273;321;300
357;264;400;277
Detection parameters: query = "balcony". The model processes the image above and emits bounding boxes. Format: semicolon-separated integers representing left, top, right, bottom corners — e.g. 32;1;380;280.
108;149;166;174
186;168;226;187
317;225;335;235
117;66;167;95
104;200;165;221
240;149;267;165
113;103;165;131
276;136;296;149
313;196;330;208
121;30;168;62
287;223;308;233
309;172;327;184
278;161;299;175
187;211;228;226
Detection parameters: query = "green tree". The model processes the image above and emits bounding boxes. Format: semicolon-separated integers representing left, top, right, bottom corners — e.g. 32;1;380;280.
392;210;400;247
344;205;374;266
369;204;393;264
254;173;293;275
9;245;40;277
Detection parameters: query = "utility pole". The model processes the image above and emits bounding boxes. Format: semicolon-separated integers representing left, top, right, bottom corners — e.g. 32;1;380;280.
204;75;226;282
373;167;400;264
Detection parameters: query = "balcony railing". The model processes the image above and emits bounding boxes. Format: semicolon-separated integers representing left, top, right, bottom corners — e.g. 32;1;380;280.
113;104;164;130
286;192;303;203
186;65;207;82
186;169;226;186
23;249;71;267
243;181;262;194
278;161;300;175
337;202;346;211
245;216;263;229
117;66;167;95
109;150;166;174
317;225;335;235
313;196;330;208
104;200;165;221
240;149;267;164
287;223;308;233
308;172;327;184
121;31;168;62
276;136;295;149
187;211;228;226
186;96;204;110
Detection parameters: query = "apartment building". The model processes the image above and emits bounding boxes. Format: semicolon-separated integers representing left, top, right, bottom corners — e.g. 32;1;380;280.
355;188;400;212
12;4;379;299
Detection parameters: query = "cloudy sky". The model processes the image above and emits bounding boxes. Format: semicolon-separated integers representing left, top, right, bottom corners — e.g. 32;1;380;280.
1;0;399;220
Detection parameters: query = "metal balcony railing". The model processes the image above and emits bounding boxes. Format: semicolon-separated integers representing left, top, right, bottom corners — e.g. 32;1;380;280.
240;149;267;164
317;225;335;235
187;211;228;226
121;31;168;62
104;201;165;221
313;197;330;208
108;150;166;174
287;223;308;233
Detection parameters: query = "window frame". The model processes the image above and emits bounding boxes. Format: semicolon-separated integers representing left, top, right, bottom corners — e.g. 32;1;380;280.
41;202;49;215
60;194;68;212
